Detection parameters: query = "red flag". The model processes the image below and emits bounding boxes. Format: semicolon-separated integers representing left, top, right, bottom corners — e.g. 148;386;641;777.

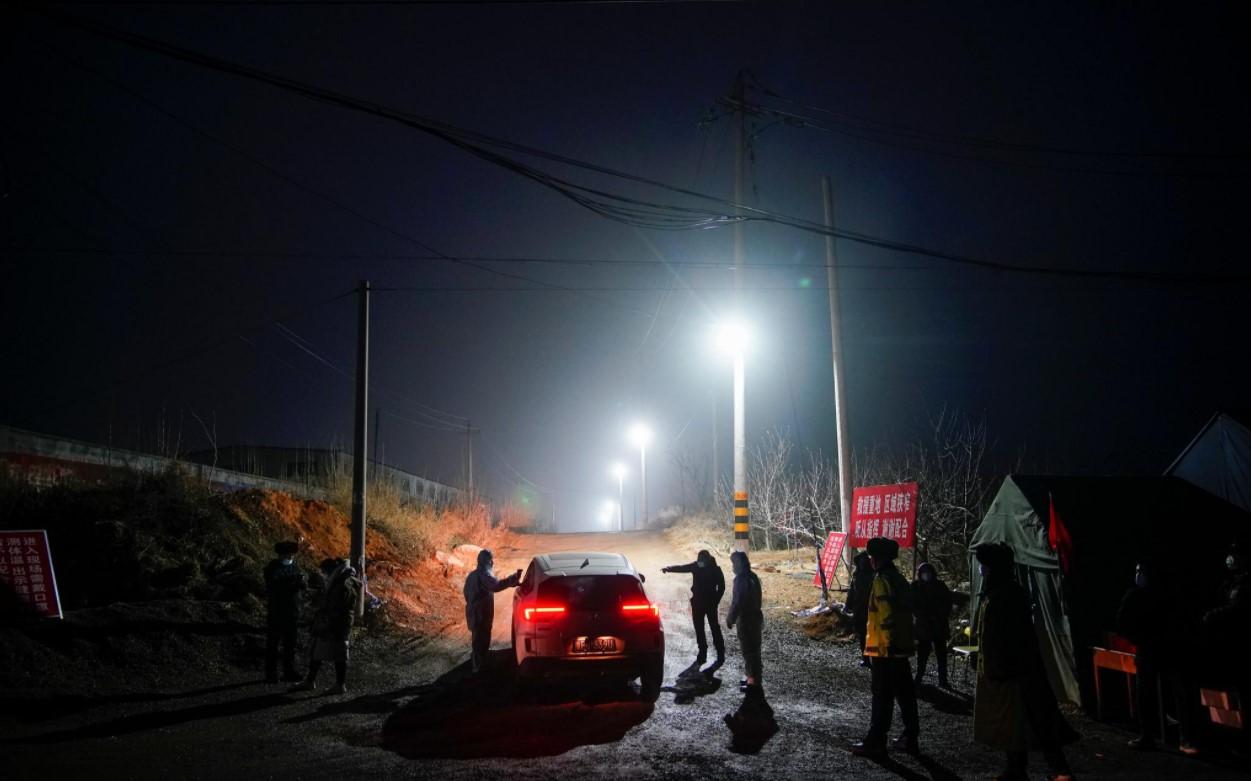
1048;493;1073;576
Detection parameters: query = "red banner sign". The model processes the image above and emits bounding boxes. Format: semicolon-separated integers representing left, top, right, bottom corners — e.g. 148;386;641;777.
849;482;918;548
0;530;63;619
813;531;848;587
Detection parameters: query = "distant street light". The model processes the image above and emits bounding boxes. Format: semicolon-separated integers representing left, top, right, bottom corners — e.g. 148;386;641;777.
713;319;752;552
602;500;618;530
627;423;653;529
610;462;627;532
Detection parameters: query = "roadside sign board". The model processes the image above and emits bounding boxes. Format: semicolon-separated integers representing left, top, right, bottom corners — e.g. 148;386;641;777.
812;531;848;587
849;482;919;548
0;529;63;619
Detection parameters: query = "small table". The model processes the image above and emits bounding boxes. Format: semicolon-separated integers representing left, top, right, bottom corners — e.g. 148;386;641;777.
1092;646;1137;721
1092;646;1164;737
951;645;978;686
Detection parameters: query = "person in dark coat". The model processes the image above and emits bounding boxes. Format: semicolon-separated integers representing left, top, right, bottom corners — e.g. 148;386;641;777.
851;537;920;758
263;541;307;683
292;558;361;695
912;560;953;688
726;551;764;683
1115;558;1198;754
846;551;874;668
972;543;1077;781
662;549;726;671
463;548;521;674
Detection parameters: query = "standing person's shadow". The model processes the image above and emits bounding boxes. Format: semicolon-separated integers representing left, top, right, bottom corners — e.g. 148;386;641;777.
380;650;654;759
724;692;779;754
663;668;722;705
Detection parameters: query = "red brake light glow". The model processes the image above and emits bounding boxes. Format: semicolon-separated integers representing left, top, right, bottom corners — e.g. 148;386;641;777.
621;603;659;618
523;606;566;621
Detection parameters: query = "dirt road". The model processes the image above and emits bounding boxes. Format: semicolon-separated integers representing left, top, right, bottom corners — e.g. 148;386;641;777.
6;530;1247;779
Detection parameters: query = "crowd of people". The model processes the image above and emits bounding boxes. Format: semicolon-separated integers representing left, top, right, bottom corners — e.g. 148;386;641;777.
260;534;1248;778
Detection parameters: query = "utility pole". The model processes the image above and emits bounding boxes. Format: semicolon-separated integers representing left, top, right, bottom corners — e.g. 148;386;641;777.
350;280;370;617
640;444;648;530
822;178;854;578
732;69;750;553
372;407;380;478
711;388;718;506
465;420;474;500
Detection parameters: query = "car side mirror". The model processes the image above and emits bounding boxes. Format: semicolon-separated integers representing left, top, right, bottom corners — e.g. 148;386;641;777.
639;573;646;583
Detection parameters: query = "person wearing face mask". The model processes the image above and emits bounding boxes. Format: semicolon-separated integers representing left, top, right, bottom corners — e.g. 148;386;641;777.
293;557;361;695
847;552;875;669
911;561;953;688
662;549;726;673
972;543;1076;781
726;551;765;702
1115;559;1174;751
1202;541;1251;718
263;541;306;684
463;548;522;674
851;537;920;758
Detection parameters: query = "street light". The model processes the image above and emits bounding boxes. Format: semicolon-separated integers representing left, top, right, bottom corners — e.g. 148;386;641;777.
602;500;618;530
713;318;752;552
610;462;627;532
627;422;652;529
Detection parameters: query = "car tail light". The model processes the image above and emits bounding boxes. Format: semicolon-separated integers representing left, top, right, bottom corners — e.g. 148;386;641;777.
523;605;566;621
621;603;660;619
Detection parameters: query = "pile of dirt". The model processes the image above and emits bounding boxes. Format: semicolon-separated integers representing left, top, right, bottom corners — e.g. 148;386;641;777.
0;469;515;692
798;610;856;643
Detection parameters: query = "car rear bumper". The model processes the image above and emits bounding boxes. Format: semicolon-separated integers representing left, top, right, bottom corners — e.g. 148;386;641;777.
518;651;662;679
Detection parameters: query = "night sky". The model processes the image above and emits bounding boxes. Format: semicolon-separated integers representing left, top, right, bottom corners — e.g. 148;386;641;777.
3;2;1248;528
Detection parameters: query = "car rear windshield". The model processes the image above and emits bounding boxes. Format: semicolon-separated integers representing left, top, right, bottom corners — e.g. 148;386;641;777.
537;575;646;611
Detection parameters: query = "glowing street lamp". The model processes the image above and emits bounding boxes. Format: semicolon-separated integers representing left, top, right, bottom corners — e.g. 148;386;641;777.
627;422;653;529
610;462;627;532
712;318;752;552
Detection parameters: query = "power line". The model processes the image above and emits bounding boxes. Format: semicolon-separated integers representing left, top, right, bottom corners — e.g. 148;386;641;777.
10;245;936;272
743;73;1247;163
34;8;1237;284
722;95;1242;179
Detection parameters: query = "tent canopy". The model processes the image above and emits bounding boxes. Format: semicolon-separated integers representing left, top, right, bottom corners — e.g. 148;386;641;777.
1167;411;1251;515
970;474;1251;707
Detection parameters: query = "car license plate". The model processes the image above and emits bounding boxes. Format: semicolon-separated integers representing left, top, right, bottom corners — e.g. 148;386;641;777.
571;636;619;654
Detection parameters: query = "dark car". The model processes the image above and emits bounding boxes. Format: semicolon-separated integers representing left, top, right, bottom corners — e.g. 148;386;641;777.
511;551;665;700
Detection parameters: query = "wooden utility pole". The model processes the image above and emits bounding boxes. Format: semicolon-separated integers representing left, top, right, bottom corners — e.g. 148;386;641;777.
822;179;854;579
350;280;370;616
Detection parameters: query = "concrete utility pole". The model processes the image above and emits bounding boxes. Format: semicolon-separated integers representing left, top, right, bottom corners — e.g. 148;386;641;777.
465;420;474;500
732;70;750;553
639;445;648;530
350;280;370;617
711;389;718;506
822;178;854;577
372;407;380;478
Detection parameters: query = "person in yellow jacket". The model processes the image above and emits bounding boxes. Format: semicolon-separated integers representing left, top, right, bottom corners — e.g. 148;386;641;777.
851;537;920;758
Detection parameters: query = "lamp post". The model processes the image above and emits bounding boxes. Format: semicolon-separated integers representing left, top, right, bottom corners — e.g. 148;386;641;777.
610;462;627;532
627;423;652;530
714;320;751;552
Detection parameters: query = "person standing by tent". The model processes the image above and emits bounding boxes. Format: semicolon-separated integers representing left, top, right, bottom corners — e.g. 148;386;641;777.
661;549;726;673
1116;559;1198;754
973;543;1077;781
292;558;361;695
263;541;306;683
851;537;920;758
846;551;874;669
463;549;522;674
912;561;952;689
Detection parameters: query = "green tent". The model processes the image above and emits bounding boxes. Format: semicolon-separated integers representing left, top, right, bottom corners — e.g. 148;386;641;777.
969;474;1250;708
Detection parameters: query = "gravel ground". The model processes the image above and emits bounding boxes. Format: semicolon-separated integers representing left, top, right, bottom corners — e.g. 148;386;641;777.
4;531;1247;780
